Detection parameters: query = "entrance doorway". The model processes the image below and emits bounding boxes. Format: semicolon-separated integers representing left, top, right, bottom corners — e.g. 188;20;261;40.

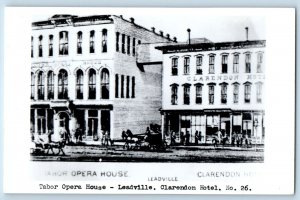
59;112;70;133
101;110;110;133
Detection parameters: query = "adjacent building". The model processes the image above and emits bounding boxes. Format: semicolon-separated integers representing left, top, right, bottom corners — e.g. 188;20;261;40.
156;37;266;144
30;14;174;142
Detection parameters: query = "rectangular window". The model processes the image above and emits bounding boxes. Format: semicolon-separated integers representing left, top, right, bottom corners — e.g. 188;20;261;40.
59;31;68;55
257;53;263;73
183;85;190;105
49;35;53;57
102;29;107;53
131;77;135;98
126;76;130;98
221;55;228;73
209;55;215;74
90;30;95;53
196;56;202;74
209;85;214;104
233;54;239;73
121;75;124;98
171;85;178;105
245;84;251;103
195;85;202;104
171;58;178;75
38;36;43;57
115;74;119;98
132;38;136;56
245;53;251;73
116;32;120;52
184;57;190;75
221;84;227;104
31;37;34;58
233;84;239;103
77;32;82;54
127;36;130;55
121;34;125;54
256;83;262;103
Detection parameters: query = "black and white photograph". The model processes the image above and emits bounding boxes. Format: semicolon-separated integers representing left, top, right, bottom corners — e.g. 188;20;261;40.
3;7;295;194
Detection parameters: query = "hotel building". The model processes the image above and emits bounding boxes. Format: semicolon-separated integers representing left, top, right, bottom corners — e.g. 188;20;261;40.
156;37;266;144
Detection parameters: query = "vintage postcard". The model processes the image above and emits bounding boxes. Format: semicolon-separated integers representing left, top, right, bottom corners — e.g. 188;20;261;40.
3;7;295;194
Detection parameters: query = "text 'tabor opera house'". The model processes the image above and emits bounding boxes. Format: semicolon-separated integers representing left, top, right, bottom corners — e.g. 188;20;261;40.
156;37;266;144
30;14;173;142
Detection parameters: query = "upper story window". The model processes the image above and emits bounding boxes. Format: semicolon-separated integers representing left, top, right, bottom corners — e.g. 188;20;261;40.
132;38;136;56
171;57;178;75
131;76;135;98
221;54;228;73
31;72;34;99
233;54;239;73
196;56;203;75
170;84;178;105
59;31;68;55
88;69;96;99
257;53;263;73
183;57;190;75
121;34;125;54
127;36;130;55
38;35;43;57
116;32;120;52
102;29;107;53
220;83;228;104
49;35;53;57
115;74;119;98
31;37;34;58
47;71;54;100
121;75;124;98
101;69;110;99
244;82;251;103
37;71;44;100
77;31;83;54
58;69;68;99
126;76;130;98
256;82;263;103
233;83;239;104
208;84;215;104
183;84;191;105
195;84;203;104
209;55;215;74
245;53;251;73
90;30;95;53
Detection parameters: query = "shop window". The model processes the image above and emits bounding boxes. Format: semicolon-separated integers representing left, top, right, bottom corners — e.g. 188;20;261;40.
37;109;46;134
116;32;120;52
208;85;215;104
127;35;130;55
171;84;178;105
183;84;190;105
195;84;202;104
121;34;125;54
245;53;251;73
183;57;190;75
196;56;203;75
256;82;263;103
31;72;34;99
38;35;43;57
102;29;107;53
47;71;54;100
76;70;84;99
220;83;228;104
101;68;110;99
58;69;68;99
88;69;96;99
171;57;178;75
233;54;239;73
90;30;95;53
131;76;135;98
257;53;263;73
221;54;228;73
115;74;119;98
49;35;53;56
244;83;251;103
37;71;44;100
126;76;130;98
77;31;82;54
59;31;68;55
233;84;239;103
209;55;215;74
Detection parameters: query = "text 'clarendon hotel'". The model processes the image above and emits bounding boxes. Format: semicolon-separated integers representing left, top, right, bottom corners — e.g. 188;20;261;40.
31;14;265;144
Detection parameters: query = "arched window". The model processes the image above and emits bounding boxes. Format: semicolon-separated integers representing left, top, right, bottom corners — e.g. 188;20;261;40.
209;54;215;74
88;69;96;99
183;57;190;75
101;69;110;99
76;70;84;99
37;71;44;100
220;83;228;104
47;71;54;99
38;35;43;57
208;84;215;104
77;31;82;54
59;31;68;55
90;30;95;53
170;84;178;105
245;53;251;73
221;54;228;73
102;29;107;52
195;83;203;104
183;84;191;105
31;72;34;99
244;82;252;103
233;54;239;73
233;83;239;103
196;56;203;75
58;69;68;99
171;57;178;75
